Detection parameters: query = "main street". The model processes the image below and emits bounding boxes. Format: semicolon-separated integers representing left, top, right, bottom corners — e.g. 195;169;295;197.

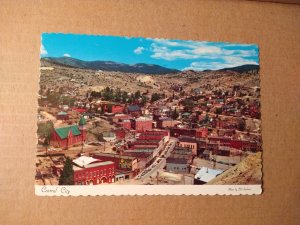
136;137;177;181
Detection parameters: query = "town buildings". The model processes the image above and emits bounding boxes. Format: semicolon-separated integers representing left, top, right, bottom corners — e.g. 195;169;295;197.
126;104;141;117
73;156;115;185
166;146;193;173
166;158;189;173
102;131;117;142
127;130;170;166
56;111;69;120
92;152;139;179
157;117;177;129
37;64;262;186
178;136;198;155
134;116;153;132
194;167;223;185
50;125;86;149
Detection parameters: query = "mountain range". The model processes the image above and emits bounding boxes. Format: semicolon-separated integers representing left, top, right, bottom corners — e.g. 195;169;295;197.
41;57;259;74
41;57;180;74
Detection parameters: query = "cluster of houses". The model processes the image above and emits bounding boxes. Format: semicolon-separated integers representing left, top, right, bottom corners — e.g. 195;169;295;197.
37;80;261;185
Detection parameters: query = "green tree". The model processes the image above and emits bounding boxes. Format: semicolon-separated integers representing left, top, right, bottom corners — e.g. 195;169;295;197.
115;89;122;102
182;99;194;111
171;109;179;120
59;157;74;185
134;90;141;99
37;121;54;154
128;97;133;104
237;119;246;131
47;92;60;106
107;104;113;113
100;105;105;114
215;107;222;115
141;96;147;106
61;96;76;106
151;93;161;102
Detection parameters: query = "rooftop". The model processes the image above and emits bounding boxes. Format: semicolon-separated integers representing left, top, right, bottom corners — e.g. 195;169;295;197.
166;158;188;164
195;167;223;182
179;136;198;143
57;111;68;116
73;156;100;167
159;117;173;121
128;105;140;112
136;116;153;121
73;160;114;170
93;152;136;160
54;125;81;139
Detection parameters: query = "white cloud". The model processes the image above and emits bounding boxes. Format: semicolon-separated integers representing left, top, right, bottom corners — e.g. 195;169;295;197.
63;53;71;57
149;38;258;61
148;38;258;71
134;47;145;54
184;56;258;71
40;44;47;56
150;42;222;61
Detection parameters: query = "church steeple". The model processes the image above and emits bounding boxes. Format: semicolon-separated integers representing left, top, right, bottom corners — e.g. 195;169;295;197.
78;116;86;153
78;116;86;129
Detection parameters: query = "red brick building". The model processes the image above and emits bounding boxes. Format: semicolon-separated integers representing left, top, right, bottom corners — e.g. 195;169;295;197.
56;111;69;120
170;128;198;138
118;119;132;130
178;136;198;155
134;117;153;132
129;130;170;163
127;104;141;117
114;129;126;140
170;127;208;138
157;117;176;129
208;136;260;152
73;156;115;185
92;153;139;178
110;104;124;114
50;117;86;149
195;128;208;138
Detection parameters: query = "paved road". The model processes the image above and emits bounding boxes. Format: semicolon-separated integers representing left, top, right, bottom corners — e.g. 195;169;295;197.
136;137;177;180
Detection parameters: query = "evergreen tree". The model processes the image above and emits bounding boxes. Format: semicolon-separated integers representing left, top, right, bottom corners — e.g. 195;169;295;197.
151;93;161;102
128;97;133;104
100;105;105;114
134;90;141;99
237;119;246;131
141;96;147;106
121;91;128;103
115;89;122;102
171;109;179;120
107;104;113;113
37;121;54;155
59;157;74;185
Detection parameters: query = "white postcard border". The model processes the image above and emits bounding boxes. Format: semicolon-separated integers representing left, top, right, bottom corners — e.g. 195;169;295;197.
35;185;262;196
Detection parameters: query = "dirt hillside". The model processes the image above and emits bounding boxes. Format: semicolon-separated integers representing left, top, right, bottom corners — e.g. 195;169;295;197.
207;152;262;185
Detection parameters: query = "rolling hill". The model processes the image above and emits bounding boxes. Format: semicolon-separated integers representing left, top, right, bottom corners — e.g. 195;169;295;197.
41;57;180;75
202;64;259;73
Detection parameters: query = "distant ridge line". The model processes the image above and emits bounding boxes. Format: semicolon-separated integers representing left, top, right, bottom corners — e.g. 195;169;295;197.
41;57;259;74
41;57;180;75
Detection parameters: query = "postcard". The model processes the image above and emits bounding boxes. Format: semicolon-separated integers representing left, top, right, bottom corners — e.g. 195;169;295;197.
36;33;262;196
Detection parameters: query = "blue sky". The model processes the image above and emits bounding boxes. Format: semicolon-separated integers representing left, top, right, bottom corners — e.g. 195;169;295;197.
41;33;259;71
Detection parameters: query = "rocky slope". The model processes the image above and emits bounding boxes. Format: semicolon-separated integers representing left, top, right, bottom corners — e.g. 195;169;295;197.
207;152;262;185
